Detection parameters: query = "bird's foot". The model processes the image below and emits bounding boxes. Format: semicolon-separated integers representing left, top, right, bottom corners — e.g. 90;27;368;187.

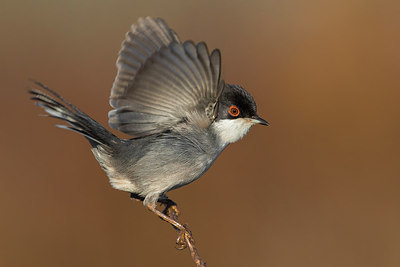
161;202;196;249
163;203;180;218
148;198;205;267
175;224;195;250
175;229;187;249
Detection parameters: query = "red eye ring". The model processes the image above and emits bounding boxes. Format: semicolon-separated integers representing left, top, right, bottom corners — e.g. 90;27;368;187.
228;105;240;117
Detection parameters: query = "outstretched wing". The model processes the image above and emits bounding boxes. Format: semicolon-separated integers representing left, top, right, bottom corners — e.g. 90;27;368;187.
109;17;223;137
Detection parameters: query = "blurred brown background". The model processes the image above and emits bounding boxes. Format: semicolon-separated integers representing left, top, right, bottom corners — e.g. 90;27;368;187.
1;0;400;266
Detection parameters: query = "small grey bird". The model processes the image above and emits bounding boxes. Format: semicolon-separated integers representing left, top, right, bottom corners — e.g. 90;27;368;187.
30;17;268;233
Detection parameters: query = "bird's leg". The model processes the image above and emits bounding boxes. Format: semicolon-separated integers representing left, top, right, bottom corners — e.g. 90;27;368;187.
130;193;186;231
146;202;188;234
157;197;198;248
159;197;178;217
159;197;188;249
156;198;205;267
131;193;205;266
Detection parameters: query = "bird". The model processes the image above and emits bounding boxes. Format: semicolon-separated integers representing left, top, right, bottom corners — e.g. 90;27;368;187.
29;17;269;237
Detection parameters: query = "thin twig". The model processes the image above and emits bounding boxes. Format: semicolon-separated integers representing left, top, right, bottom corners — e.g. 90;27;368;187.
184;229;206;267
163;202;206;266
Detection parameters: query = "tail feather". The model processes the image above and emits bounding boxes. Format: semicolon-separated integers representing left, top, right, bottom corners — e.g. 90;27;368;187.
29;80;119;147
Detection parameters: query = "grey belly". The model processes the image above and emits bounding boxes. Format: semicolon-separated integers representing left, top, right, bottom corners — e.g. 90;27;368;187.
132;147;216;196
95;130;225;197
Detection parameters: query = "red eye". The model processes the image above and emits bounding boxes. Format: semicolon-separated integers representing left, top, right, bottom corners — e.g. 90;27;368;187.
228;105;240;117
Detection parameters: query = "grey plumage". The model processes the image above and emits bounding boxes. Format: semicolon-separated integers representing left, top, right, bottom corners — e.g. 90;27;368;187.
109;17;222;137
29;17;268;210
30;81;225;207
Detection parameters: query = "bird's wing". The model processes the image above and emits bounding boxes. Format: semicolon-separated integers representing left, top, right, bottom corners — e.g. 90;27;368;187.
109;17;223;137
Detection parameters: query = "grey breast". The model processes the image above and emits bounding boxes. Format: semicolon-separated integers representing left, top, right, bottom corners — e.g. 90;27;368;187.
112;124;223;197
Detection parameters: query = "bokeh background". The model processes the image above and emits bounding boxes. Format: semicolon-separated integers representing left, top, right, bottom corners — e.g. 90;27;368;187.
1;0;400;266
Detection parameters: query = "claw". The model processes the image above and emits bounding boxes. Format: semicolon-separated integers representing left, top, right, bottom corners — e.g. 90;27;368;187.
163;203;180;218
169;205;180;216
183;224;195;244
145;197;205;266
175;231;187;250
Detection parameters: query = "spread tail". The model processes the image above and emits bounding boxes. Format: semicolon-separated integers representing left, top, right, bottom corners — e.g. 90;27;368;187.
29;80;119;148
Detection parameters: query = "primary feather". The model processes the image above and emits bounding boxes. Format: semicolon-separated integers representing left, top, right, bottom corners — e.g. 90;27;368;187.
109;17;223;137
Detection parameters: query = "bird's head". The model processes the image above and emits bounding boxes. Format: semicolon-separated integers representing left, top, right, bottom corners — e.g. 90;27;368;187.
212;84;269;145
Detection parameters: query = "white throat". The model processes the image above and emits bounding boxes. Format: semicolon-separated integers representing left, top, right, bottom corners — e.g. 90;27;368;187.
212;118;255;145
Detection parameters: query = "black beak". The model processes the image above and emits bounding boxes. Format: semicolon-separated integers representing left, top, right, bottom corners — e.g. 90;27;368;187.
252;116;270;126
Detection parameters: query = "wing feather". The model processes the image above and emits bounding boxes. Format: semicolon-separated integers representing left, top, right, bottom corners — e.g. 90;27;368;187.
109;17;222;137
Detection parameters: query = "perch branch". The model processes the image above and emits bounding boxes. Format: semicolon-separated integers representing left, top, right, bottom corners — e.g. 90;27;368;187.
130;194;206;266
162;200;206;267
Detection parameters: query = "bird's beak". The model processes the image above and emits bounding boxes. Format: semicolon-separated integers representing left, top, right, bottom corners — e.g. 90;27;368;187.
251;116;270;126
